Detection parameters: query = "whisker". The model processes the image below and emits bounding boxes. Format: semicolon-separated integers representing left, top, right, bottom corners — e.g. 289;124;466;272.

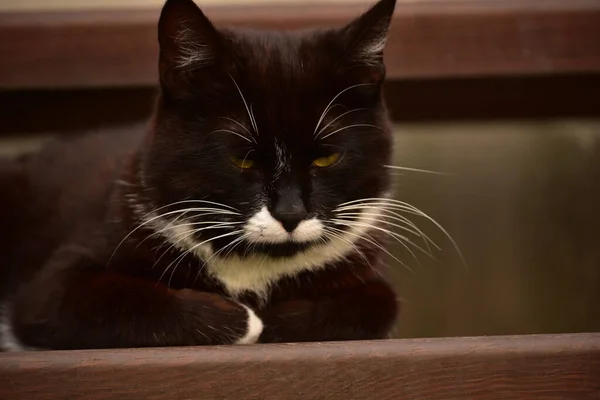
151;223;237;271
229;74;259;135
336;211;421;238
223;233;251;259
197;232;251;282
313;83;375;135
240;149;255;172
333;215;434;260
335;198;465;266
219;117;253;136
107;204;240;267
249;104;259;136
140;200;240;215
322;227;370;265
316;108;369;136
334;207;440;251
331;220;422;265
326;225;415;273
158;229;244;287
172;232;248;288
319;124;383;140
383;165;456;176
208;129;255;144
135;218;241;251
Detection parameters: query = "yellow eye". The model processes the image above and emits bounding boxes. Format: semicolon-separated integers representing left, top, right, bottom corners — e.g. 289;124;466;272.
313;152;341;168
229;157;255;169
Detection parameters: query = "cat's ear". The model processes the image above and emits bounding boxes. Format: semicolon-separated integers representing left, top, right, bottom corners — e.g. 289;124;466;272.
337;0;396;82
157;0;224;96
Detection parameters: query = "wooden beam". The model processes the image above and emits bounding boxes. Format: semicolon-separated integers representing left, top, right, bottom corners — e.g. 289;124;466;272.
0;0;599;89
1;333;599;399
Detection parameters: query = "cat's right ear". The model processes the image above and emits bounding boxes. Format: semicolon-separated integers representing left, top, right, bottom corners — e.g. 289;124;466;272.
158;0;223;97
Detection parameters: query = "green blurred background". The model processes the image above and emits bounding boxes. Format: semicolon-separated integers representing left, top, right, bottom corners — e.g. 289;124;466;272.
386;119;600;338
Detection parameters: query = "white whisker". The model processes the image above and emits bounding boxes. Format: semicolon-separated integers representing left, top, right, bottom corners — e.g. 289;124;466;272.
322;227;370;265
135;218;241;250
320;124;383;140
208;129;255;144
335;197;465;266
107;203;240;267
383;165;456;176
151;223;238;271
229;74;259;135
316;108;369;136
327;224;415;273
313;83;375;135
159;229;244;287
334;207;440;251
240;149;255;172
219;117;253;137
199;232;251;276
336;211;420;238
249;104;259;136
137;200;240;218
334;214;434;259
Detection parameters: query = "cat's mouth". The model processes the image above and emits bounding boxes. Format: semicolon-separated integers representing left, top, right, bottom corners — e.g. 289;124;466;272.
238;240;322;258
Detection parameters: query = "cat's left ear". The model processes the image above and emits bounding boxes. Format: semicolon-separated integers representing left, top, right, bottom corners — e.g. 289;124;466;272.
157;0;225;97
337;0;396;82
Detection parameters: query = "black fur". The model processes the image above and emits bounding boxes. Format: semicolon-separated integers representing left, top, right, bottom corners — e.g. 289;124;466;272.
0;0;398;350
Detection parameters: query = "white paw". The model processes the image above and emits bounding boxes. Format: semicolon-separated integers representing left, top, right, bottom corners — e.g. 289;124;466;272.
235;305;263;345
0;301;37;352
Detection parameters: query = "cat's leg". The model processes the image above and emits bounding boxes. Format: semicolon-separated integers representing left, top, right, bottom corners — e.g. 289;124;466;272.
3;248;262;350
259;278;398;343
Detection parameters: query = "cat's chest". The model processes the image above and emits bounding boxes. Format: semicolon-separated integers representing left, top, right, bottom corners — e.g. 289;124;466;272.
204;254;331;300
205;254;375;303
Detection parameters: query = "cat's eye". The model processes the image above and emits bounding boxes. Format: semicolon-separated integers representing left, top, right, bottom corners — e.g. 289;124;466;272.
313;152;342;168
229;156;255;169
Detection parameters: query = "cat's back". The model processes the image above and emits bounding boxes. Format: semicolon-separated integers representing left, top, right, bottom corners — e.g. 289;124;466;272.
0;125;147;294
27;125;145;210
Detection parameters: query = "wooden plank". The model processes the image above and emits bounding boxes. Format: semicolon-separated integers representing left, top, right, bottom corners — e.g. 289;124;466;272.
0;0;599;89
1;333;599;399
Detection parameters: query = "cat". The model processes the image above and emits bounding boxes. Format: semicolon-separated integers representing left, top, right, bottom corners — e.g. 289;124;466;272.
0;0;400;350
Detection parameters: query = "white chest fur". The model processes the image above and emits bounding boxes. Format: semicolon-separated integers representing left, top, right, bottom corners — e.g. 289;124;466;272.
157;208;379;298
148;206;381;299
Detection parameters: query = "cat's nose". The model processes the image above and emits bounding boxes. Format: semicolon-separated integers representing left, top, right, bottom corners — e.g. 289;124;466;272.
271;207;308;233
274;214;304;233
271;182;309;233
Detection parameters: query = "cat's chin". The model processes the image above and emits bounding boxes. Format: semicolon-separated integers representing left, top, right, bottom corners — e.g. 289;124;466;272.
235;240;321;258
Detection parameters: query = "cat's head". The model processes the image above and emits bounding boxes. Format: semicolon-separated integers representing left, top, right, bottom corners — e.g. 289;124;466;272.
141;0;396;263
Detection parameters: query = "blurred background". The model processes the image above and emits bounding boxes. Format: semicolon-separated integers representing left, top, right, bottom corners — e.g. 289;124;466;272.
0;0;599;339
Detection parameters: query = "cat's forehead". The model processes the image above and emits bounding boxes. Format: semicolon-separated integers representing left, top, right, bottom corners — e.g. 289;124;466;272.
228;29;336;86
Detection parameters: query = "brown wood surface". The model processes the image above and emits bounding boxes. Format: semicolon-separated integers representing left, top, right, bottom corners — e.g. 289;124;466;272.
1;0;600;89
0;333;599;399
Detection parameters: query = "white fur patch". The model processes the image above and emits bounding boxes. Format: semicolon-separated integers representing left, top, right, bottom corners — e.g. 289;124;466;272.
204;207;380;299
235;305;263;345
0;301;38;352
142;205;380;300
244;206;324;244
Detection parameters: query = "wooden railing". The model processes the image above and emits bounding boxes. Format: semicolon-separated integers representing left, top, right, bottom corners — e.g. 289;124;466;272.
1;0;600;89
1;333;599;399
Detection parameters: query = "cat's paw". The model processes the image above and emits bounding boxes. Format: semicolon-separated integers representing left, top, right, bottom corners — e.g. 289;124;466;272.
235;305;263;345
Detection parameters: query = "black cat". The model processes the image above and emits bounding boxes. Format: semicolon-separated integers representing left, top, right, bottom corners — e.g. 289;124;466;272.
0;0;399;350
